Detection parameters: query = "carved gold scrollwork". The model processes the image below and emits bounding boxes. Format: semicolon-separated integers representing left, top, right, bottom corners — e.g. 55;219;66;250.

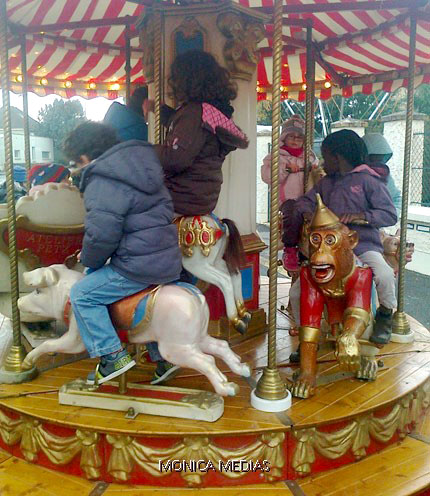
0;410;101;479
292;379;430;476
106;432;285;486
217;12;265;81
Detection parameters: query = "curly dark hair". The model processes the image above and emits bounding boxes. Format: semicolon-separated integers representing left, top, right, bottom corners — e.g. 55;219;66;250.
63;121;120;163
168;50;237;115
321;129;368;168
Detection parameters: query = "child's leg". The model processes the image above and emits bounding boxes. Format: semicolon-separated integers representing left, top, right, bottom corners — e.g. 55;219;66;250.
359;251;396;344
359;251;397;309
70;265;148;358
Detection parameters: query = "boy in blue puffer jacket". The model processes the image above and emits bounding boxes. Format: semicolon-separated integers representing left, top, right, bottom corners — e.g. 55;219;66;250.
63;122;182;384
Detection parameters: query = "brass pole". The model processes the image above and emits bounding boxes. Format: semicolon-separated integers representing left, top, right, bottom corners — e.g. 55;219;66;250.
118;372;127;394
304;24;315;191
392;11;417;337
254;0;288;401
21;36;31;190
0;0;27;374
153;10;162;144
125;28;131;105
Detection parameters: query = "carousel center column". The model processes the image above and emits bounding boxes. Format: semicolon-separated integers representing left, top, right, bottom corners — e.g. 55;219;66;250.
138;1;269;341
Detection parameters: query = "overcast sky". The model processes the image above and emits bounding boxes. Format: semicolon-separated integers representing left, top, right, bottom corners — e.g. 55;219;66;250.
1;91;122;122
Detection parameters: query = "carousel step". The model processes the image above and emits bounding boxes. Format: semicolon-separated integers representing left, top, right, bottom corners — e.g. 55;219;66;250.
300;436;430;496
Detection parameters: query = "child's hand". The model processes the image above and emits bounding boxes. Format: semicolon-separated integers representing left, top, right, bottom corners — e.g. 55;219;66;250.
340;213;365;224
287;163;300;173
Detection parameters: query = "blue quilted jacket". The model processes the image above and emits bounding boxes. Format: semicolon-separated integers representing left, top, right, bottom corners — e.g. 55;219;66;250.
79;140;182;284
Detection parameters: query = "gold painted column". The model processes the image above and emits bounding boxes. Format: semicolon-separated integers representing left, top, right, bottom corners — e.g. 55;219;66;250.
20;36;31;189
252;0;291;412
391;11;417;343
0;0;37;382
304;22;315;191
125;28;131;105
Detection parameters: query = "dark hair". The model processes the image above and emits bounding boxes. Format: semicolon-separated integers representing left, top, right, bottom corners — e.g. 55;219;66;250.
168;50;237;117
128;86;148;116
321;129;368;167
63;121;120;162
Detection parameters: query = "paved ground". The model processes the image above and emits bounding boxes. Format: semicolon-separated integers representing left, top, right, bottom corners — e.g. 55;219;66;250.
257;224;430;330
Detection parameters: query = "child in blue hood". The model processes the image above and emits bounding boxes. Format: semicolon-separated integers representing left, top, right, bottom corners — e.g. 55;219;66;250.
104;86;148;142
63;122;182;385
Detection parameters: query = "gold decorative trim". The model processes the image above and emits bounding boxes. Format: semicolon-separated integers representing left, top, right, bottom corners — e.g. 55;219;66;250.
241;233;267;254
106;432;285;486
217;12;265;81
343;306;370;327
292;378;430;475
0;410;101;479
299;326;320;344
178;217;220;258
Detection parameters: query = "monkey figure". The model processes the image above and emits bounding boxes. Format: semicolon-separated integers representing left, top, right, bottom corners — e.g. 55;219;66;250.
290;195;375;399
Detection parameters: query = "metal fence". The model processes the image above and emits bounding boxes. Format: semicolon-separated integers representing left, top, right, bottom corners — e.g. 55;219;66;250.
410;131;430;207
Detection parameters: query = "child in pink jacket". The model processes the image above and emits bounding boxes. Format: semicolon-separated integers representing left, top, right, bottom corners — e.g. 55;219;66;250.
260;115;319;271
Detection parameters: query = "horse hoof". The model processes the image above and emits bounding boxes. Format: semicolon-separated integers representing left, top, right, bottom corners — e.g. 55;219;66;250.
241;363;251;377
233;318;248;335
242;312;252;324
21;358;33;371
225;382;240;396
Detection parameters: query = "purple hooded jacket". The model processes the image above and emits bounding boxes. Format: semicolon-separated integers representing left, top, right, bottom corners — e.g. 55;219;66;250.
284;164;397;256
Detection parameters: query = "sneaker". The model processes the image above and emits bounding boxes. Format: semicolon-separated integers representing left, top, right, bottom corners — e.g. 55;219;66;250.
150;361;180;385
87;349;136;385
282;247;299;272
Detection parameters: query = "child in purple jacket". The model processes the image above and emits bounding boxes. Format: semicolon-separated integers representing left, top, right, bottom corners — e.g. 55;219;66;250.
284;129;398;344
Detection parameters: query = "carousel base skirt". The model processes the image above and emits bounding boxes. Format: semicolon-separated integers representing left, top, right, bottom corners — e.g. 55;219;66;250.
0;315;428;491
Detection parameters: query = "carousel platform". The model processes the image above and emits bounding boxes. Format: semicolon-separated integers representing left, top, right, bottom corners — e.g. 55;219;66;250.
0;279;429;494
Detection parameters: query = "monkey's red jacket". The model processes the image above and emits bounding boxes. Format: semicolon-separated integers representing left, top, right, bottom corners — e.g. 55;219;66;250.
300;265;373;328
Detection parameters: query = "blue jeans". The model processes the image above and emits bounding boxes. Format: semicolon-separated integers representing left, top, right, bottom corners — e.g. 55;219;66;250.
70;265;149;358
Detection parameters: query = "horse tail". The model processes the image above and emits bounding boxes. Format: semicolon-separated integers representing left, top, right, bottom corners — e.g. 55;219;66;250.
222;218;245;274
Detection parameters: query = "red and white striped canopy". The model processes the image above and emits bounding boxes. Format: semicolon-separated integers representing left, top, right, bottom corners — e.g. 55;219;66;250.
5;0;430;101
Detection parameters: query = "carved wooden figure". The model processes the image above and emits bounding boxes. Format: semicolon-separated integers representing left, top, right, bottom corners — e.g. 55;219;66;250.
18;265;251;397
290;195;378;399
178;215;251;334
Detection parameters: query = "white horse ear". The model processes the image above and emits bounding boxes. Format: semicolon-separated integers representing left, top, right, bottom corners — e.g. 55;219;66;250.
24;267;59;288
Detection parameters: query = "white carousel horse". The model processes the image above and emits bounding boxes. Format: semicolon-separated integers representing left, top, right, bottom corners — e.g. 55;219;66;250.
17;265;251;397
178;215;251;334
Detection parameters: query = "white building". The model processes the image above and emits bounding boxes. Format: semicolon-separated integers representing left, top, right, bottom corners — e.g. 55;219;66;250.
0;107;54;170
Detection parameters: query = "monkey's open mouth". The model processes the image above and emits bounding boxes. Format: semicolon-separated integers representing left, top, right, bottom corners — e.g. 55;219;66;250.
310;264;335;283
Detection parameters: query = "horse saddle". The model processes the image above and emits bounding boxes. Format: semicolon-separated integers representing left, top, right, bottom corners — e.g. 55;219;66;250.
109;285;160;331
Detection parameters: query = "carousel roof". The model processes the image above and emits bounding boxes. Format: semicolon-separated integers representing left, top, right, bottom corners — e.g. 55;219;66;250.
4;0;430;101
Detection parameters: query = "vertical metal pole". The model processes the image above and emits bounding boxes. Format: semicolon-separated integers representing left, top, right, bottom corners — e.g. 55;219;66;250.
318;98;328;137
304;24;315;191
21;36;31;190
0;0;26;373
153;10;162;144
125;29;131;106
392;12;417;339
254;0;288;402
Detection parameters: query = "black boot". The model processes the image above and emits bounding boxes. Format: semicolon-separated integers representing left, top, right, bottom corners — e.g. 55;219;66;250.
370;306;393;345
289;344;301;363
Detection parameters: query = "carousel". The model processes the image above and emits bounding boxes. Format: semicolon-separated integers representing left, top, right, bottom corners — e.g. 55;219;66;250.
0;0;430;494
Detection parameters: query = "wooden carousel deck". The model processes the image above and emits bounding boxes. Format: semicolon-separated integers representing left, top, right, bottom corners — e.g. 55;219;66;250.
0;278;429;494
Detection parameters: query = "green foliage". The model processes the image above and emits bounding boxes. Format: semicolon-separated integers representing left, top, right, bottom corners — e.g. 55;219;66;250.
38;99;86;163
